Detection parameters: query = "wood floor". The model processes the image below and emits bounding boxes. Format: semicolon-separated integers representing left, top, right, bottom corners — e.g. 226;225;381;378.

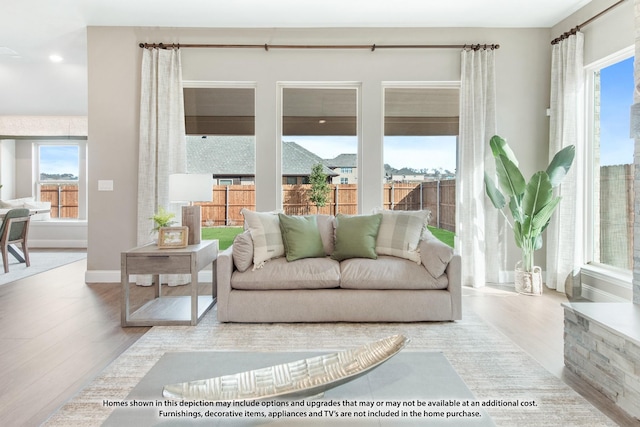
0;259;637;426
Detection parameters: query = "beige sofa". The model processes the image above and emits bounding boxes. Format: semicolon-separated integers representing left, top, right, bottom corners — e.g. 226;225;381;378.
216;212;461;323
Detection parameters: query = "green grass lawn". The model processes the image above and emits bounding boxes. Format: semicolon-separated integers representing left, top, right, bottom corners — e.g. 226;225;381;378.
202;227;243;250
427;226;455;248
203;225;455;250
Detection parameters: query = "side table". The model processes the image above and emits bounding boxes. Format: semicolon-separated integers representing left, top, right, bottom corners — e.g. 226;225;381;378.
121;240;218;327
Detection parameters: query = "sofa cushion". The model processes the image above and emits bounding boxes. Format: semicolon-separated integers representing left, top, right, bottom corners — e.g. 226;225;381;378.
240;209;285;269
232;231;254;272
420;230;455;279
231;257;340;290
278;213;325;261
375;209;430;263
331;213;382;261
340;256;448;290
315;214;336;255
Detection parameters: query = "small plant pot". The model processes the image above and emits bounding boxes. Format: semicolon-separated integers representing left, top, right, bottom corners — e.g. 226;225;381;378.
515;261;543;296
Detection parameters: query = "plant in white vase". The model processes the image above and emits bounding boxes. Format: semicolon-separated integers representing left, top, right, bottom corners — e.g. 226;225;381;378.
484;135;575;295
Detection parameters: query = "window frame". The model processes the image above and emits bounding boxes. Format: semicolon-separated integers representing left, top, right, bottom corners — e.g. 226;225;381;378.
277;81;362;212
34;141;86;220
581;46;634;300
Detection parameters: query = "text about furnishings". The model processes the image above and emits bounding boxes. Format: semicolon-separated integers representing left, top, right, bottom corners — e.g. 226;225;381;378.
102;397;538;420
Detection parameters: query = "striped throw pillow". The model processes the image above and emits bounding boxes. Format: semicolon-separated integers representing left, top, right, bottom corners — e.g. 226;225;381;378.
374;209;431;263
240;209;285;269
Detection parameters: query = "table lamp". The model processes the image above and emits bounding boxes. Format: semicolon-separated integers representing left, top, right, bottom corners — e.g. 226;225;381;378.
169;173;212;245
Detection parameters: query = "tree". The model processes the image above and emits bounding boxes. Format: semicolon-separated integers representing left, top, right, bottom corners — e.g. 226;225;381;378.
308;163;331;213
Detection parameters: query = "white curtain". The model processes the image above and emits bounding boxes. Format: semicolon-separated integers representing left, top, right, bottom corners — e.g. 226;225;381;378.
137;47;187;285
546;32;585;293
458;47;503;288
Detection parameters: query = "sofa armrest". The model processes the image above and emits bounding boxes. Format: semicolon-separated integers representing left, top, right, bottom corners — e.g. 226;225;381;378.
446;254;462;320
216;246;235;322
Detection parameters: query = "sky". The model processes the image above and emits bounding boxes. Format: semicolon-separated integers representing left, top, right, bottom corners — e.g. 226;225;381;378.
39;145;79;177
599;56;634;166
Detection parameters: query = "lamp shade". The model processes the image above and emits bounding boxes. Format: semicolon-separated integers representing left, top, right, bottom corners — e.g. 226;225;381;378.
169;174;212;203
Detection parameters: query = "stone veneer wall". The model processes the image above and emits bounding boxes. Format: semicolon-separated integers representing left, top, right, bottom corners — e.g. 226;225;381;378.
564;307;640;419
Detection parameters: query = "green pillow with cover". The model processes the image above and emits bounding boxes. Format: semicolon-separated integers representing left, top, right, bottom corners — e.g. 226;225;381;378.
278;214;326;261
331;213;383;261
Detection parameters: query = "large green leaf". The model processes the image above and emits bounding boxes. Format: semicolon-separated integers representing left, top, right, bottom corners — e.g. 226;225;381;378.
534;234;543;251
495;154;526;198
484;172;506;209
546;145;575;188
513;222;523;248
530;196;561;231
522;171;553;219
489;135;519;166
509;196;524;223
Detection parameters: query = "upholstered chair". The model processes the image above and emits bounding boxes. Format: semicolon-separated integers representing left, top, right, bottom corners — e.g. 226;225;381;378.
0;208;31;273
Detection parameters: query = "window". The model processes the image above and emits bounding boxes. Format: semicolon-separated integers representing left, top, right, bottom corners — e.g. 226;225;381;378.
36;143;83;219
281;86;359;215
383;85;459;233
588;54;634;271
183;85;256;225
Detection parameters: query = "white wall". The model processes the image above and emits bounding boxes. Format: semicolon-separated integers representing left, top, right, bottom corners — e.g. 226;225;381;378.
0;139;15;199
14;141;34;197
552;0;634;67
86;26;551;281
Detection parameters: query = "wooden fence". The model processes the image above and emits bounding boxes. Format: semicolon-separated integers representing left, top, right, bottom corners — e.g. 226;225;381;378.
198;181;457;231
38;180;457;232
599;164;634;269
40;184;79;218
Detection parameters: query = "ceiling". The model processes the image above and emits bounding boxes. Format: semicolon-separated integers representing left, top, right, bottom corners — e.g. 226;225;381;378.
0;0;593;117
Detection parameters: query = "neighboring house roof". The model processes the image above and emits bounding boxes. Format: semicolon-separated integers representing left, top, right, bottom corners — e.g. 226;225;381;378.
186;136;336;177
282;140;336;176
325;153;357;168
187;135;255;175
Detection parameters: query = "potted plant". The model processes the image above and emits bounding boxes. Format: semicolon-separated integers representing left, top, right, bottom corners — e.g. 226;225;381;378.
150;207;176;233
484;135;575;295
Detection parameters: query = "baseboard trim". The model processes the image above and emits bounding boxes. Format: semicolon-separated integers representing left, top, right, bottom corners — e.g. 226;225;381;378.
29;240;87;248
85;270;214;284
580;265;633;302
581;283;630;303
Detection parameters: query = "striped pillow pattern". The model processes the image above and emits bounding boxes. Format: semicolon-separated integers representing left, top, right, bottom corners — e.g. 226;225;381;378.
240;209;285;269
375;209;431;263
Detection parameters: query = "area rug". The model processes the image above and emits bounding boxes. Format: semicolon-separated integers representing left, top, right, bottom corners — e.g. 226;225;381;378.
44;307;617;426
0;250;87;286
103;351;494;426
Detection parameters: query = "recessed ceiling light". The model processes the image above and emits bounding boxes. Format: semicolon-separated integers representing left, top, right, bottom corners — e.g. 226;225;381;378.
318;119;327;124
49;54;63;63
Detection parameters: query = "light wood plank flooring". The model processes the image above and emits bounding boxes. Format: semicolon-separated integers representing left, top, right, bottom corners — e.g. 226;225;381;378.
0;259;637;426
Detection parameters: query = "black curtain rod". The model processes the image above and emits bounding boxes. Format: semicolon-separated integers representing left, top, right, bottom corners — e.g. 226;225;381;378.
551;0;627;45
138;42;500;51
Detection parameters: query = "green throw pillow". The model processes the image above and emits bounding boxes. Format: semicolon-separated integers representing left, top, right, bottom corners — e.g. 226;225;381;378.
278;214;326;261
331;213;382;261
